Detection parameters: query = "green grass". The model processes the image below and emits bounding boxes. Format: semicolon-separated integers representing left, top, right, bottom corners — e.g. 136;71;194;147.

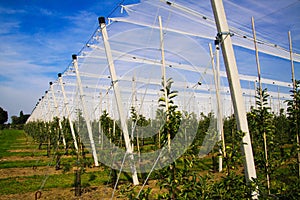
0;175;44;195
0;159;53;168
0;129;224;197
0;129;36;158
0;170;111;195
0;129;50;169
0;129;115;195
0;154;87;169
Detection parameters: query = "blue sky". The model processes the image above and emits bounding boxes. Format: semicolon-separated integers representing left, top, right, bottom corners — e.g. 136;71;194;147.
0;0;138;120
0;0;299;121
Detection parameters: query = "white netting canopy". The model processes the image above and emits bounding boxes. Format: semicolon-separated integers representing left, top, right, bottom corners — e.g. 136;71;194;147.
27;0;299;173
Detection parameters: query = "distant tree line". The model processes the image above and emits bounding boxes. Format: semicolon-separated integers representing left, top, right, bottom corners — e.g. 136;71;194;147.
0;107;8;125
11;111;30;124
0;107;8;129
0;107;30;129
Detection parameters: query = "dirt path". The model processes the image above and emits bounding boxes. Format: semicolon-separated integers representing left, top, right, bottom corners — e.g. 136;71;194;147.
1;180;159;200
0;164;106;179
1;186;116;200
0;155;47;162
0;166;62;179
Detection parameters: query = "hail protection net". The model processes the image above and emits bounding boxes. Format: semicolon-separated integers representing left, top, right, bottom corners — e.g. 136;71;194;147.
65;17;220;172
112;0;299;113
27;0;299;173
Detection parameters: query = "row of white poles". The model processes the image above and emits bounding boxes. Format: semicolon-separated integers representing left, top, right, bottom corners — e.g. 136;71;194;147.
27;1;297;194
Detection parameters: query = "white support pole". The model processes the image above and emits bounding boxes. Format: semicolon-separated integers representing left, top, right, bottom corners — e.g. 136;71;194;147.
131;75;136;147
45;91;52;122
36;97;44;122
252;17;270;194
58;73;79;151
39;97;44;121
98;17;139;185
158;15;171;152
37;100;42;121
209;43;226;172
44;91;53;156
252;17;263;93
42;94;48;122
288;31;296;91
40;98;45;121
216;44;225;168
158;16;168;111
50;82;67;149
39;96;48;122
210;0;258;196
72;54;99;167
216;43;226;161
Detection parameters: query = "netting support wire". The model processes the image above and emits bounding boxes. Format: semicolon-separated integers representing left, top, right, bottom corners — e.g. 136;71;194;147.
99;16;139;185
111;152;128;199
49;81;67;150
209;43;226;172
58;73;79;151
136;147;166;198
162;0;215;26
72;54;99;167
210;0;258;199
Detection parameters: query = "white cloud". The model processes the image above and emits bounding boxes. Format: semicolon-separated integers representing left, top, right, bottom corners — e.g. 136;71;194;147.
0;21;20;34
0;6;101;120
0;55;59;120
38;8;55;16
63;10;99;35
0;7;26;15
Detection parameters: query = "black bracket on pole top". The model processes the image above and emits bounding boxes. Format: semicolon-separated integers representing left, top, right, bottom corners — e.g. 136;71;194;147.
217;31;234;38
215;31;234;45
58;73;62;78
98;16;106;25
49;82;53;86
72;54;77;60
215;37;220;46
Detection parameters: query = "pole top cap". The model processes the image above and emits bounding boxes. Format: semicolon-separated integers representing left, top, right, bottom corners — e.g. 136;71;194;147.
58;73;62;77
98;16;105;24
72;54;77;60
